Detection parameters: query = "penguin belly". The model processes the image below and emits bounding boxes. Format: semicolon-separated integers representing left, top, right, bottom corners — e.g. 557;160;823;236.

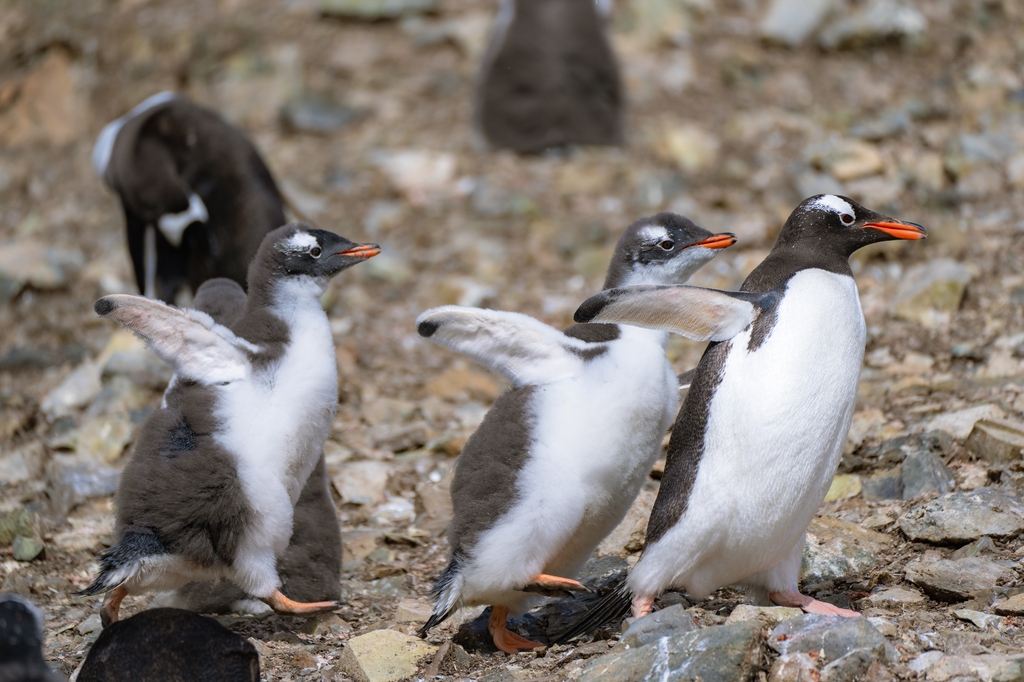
463;331;677;614
631;269;865;599
213;300;338;595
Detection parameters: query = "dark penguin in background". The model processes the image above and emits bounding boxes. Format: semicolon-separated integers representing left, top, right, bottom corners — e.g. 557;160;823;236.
80;224;380;625
160;278;343;612
561;195;926;637
92;92;287;302
77;609;258;682
476;0;623;153
416;214;735;653
0;594;64;682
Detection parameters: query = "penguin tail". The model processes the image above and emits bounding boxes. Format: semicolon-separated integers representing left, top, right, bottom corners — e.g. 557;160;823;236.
78;529;168;596
417;554;465;638
551;575;633;645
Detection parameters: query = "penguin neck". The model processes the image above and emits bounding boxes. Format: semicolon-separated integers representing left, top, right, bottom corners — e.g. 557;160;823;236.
237;274;329;346
742;242;853;294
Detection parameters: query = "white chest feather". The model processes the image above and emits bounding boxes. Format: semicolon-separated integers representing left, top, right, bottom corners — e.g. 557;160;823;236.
633;269;866;597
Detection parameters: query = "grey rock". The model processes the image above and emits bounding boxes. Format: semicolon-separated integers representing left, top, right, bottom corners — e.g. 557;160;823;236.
905;556;1014;602
332;460;390;505
769;614;890;664
0;241;84;301
338;628;436;682
952;535;996;560
892;258;972;326
819;0;926;50
965;420;1024;464
861;586;926;607
850;110;911;141
46;454;120;516
280;96;365;135
319;0;438;20
579;621;762;682
821;648;875;682
760;0;834;47
901;447;954;499
0;442;47;485
923;654;1024;681
102;349;171;391
725;605;803;628
802;517;892;583
617;604;699;649
769;652;819;682
0;508;38;545
898;490;1024;544
12;535;44;561
953;609;1003;629
40;362;103;421
861;467;903;501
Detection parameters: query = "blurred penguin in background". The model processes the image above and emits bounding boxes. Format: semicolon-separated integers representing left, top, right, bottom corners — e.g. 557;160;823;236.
476;0;623;153
0;594;64;682
93;93;287;303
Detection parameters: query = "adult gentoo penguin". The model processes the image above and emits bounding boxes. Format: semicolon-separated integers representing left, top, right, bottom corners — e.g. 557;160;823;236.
92;92;287;302
79;223;379;626
160;278;343;613
562;195;925;633
475;0;623;153
416;213;736;653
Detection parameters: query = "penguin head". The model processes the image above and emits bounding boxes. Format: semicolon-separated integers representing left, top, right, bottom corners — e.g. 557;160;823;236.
779;194;926;256
604;212;736;289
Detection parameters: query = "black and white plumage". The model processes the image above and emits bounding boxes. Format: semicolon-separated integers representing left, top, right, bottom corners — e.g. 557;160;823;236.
563;195;926;635
92;92;287;302
80;224;379;626
475;0;623;153
416;214;735;653
0;594;64;682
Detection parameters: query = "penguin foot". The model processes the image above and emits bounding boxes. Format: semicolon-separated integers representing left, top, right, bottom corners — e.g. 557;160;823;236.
521;574;590;597
488;605;544;654
631;594;655;618
101;586;129;628
768;590;860;618
262;590;339;616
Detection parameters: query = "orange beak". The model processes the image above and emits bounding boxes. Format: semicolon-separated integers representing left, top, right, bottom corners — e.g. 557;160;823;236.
864;221;927;240
337;243;381;258
691;233;737;249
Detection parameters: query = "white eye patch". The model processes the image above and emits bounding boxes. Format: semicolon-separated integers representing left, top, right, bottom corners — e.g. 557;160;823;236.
808;194;855;218
279;231;319;254
637;225;670;243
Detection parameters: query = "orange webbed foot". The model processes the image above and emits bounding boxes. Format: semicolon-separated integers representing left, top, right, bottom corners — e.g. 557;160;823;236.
488;605;544;654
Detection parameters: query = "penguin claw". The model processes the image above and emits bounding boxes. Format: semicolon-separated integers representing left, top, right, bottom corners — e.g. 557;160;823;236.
262;590;340;616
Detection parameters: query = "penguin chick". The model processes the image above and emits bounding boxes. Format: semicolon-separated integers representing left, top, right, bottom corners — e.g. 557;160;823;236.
476;0;623;153
417;214;735;653
80;224;379;626
93;93;286;302
162;278;342;613
564;195;925;634
0;594;64;682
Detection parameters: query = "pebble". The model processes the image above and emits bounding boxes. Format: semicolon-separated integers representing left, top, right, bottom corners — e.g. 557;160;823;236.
280;95;364;135
904;556;1013;602
951;535;996;560
343;529;384;567
953;609;1003;629
77;613;103;635
824;474;861;502
920;654;1024;681
580;621;762;682
101;348;171;391
660;124;720;173
759;0;834;47
11;534;44;561
802;517;892;583
45;454;121;516
861;586;926;607
861;467;903;501
922;404;1006;440
994;593;1024;616
414;480;453;533
75;414;134;464
338;628;437;682
0;509;37;545
423;368;499;403
818;0;926;50
40;362;103;422
319;0;438;20
769;652;819;682
0;442;47;485
769;614;892;664
724;605;802;628
394;597;432;624
332;461;390;506
891;258;972;327
901;446;954;499
898;490;1024;544
371;149;457;206
965;419;1024;464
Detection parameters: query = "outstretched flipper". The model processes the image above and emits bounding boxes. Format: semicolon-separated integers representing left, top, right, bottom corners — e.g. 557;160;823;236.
416;306;588;386
94;295;257;385
574;285;765;342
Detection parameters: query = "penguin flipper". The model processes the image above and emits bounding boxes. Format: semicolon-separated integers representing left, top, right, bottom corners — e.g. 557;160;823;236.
574;285;760;342
416;306;578;386
94;294;255;384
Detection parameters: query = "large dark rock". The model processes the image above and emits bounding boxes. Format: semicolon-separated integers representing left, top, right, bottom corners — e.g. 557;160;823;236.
77;608;259;682
898;490;1024;544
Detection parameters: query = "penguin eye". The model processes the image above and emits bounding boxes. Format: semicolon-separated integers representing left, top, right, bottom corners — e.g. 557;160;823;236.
839;213;855;226
310;246;322;259
658;240;675;251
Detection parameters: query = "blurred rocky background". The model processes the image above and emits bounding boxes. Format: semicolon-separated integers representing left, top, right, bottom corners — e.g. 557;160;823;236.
2;0;1024;679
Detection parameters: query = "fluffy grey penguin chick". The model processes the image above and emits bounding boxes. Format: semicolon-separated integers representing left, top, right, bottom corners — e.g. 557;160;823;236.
160;278;342;613
92;92;286;303
0;594;64;682
416;214;735;653
476;0;623;153
563;195;926;636
80;224;379;626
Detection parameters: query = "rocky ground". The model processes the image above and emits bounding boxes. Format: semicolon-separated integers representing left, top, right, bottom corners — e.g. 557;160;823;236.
2;0;1024;679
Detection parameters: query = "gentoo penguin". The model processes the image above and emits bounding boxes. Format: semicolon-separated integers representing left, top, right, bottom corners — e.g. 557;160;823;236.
163;278;343;612
92;92;287;302
0;594;64;682
77;608;259;682
475;0;623;153
416;213;736;653
561;195;926;634
79;224;379;626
